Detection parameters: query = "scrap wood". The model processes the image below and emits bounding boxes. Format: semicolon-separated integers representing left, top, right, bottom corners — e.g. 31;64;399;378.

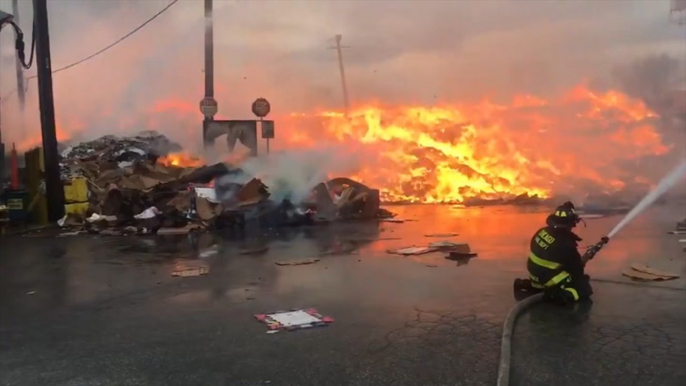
428;241;471;253
195;197;222;221
424;233;458;237
172;266;209;277
387;246;438;256
629;263;679;279
622;269;671;281
333;187;355;208
275;258;320;266
236;178;269;203
445;251;478;260
381;218;405;223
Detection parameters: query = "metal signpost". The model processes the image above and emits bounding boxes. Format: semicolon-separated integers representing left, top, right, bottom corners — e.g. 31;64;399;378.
251;97;273;154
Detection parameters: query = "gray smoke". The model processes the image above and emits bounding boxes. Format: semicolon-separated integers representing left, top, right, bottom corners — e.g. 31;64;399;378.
218;144;364;204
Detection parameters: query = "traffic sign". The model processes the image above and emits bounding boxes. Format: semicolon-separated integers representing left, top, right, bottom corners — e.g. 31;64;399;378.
251;97;271;118
200;97;218;118
261;120;274;139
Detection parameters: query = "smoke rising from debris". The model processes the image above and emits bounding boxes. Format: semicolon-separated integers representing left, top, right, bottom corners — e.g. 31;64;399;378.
219;145;364;204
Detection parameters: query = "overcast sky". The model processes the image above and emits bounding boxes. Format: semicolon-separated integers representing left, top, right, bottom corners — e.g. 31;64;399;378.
0;0;684;147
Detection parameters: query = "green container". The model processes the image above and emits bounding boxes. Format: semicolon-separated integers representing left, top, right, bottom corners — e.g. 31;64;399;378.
3;190;30;222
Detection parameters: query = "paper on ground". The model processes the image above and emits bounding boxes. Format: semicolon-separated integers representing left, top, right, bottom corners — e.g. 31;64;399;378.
267;310;322;327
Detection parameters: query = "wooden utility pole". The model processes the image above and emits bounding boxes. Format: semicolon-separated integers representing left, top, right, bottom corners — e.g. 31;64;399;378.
201;0;218;148
328;35;351;114
34;0;65;222
12;0;26;110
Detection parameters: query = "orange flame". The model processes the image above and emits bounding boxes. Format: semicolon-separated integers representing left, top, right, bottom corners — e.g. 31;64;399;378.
157;152;205;168
282;84;667;203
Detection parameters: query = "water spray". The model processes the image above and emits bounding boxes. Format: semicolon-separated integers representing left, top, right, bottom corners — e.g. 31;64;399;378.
497;159;686;386
607;160;686;238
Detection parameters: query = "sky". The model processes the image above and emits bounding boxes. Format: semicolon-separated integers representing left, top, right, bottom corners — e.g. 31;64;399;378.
0;0;685;152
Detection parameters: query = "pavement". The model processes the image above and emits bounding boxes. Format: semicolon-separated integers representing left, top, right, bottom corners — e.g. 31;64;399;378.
0;204;685;386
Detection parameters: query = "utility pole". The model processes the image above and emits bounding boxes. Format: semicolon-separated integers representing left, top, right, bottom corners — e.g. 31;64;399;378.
201;0;218;148
33;0;64;222
0;97;4;182
328;34;351;114
12;0;26;110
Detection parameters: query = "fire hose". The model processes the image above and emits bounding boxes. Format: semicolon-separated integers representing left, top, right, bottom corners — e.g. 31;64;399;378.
496;237;609;386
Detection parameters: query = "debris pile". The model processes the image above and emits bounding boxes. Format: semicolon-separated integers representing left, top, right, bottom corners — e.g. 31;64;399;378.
59;131;182;180
54;133;392;236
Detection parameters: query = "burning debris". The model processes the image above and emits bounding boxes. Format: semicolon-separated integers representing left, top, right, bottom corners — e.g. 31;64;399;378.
54;132;391;236
59;131;182;179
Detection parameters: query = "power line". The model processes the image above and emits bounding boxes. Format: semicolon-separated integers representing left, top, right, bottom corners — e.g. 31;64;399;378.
1;0;178;100
25;0;179;80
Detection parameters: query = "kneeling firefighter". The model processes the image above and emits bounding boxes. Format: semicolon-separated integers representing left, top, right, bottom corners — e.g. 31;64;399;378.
514;201;608;304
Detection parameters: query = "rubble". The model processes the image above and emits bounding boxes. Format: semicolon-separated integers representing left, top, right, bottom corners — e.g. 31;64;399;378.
52;133;393;237
59;131;181;180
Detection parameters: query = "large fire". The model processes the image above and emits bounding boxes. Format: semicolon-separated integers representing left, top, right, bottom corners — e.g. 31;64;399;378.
10;82;668;204
284;84;668;203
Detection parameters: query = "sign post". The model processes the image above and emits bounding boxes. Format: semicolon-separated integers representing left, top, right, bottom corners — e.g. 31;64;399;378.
251;97;272;154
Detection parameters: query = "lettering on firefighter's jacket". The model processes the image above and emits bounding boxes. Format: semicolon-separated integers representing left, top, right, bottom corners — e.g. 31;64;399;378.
535;229;556;250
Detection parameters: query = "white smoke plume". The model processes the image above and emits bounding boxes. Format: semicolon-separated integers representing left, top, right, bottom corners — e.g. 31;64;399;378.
219;144;364;204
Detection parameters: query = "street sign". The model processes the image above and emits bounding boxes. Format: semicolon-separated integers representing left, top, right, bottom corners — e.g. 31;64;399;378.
261;120;274;139
199;97;218;118
251;97;271;118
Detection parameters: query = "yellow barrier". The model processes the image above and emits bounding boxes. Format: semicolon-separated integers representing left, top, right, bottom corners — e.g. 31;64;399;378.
64;202;89;216
64;178;89;203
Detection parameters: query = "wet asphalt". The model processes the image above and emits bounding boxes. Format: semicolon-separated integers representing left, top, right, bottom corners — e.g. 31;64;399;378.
0;204;685;386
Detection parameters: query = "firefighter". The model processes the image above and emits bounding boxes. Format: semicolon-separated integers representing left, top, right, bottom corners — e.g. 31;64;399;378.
514;201;594;304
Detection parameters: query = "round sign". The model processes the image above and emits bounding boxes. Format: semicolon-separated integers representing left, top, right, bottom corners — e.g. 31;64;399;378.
251;97;271;118
199;97;218;118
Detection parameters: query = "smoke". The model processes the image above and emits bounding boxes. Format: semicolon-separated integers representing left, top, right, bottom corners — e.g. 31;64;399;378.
218;144;364;204
610;53;686;184
1;0;685;199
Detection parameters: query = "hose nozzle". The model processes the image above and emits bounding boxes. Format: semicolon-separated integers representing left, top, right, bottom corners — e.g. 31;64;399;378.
583;236;609;263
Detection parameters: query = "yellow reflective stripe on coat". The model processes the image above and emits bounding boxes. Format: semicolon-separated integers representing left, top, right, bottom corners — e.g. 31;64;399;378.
564;287;579;301
528;252;561;270
544;271;570;287
530;271;570;288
